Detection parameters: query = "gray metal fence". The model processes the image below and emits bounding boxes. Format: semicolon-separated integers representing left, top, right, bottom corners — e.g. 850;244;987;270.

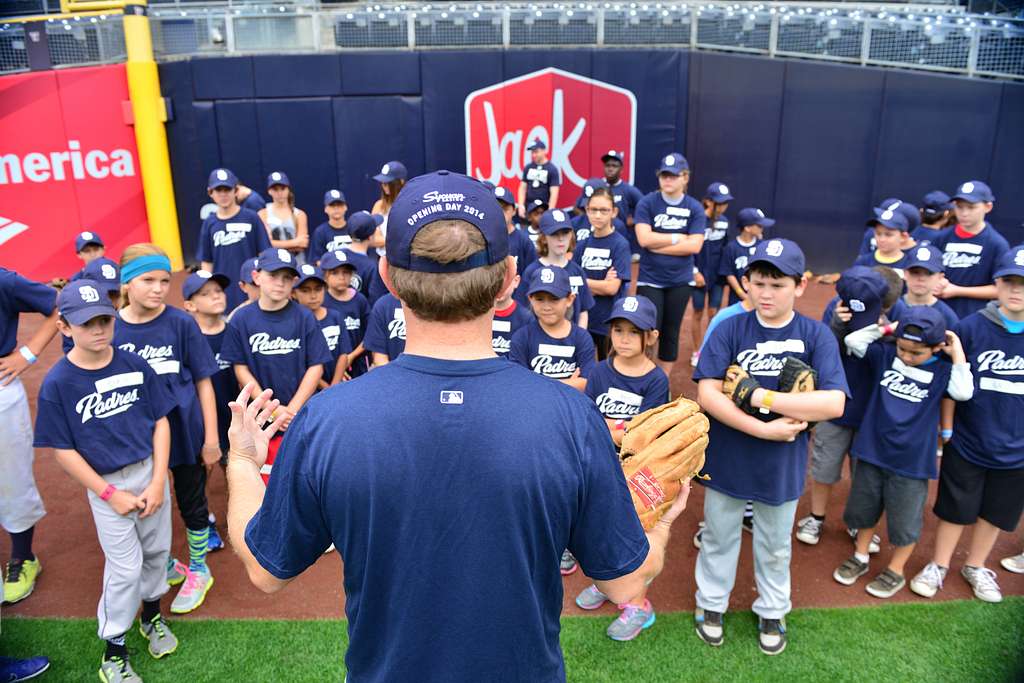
2;2;1023;81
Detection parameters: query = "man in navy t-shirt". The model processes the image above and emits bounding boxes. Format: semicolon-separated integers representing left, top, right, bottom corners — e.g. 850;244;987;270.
224;171;690;683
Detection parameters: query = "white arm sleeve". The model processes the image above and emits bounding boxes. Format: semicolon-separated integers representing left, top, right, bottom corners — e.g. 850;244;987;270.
844;324;884;358
946;362;974;401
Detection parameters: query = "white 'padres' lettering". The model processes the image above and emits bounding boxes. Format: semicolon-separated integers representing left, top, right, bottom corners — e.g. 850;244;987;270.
76;389;140;423
321;324;341;351
387;310;407;340
653;214;688;231
492;336;512;354
530;355;578;378
736;349;786;376
581;248;613;271
249;333;301;355
976;350;1024;375
343;316;361;331
213;229;247;248
880;370;928;403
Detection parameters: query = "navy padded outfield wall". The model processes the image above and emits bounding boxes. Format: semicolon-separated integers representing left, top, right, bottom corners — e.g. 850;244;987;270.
160;50;1024;272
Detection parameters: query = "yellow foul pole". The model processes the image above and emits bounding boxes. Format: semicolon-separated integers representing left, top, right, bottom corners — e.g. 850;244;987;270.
121;2;183;268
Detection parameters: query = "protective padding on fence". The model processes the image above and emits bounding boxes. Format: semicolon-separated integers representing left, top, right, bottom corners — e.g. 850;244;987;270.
160;49;1024;273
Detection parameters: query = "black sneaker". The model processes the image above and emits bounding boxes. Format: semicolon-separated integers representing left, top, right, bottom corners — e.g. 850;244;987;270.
694;607;724;647
758;617;787;655
742;515;754;534
833;556;869;586
693;522;705;549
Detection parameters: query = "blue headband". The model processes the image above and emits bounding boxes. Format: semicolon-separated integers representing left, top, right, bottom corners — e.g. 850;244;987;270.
120;254;172;283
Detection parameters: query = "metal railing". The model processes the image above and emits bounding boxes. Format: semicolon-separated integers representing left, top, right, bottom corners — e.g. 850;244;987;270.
2;2;1022;81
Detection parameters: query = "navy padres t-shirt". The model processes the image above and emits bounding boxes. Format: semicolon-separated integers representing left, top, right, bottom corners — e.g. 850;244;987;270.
316;308;353;383
309;222;352;263
932;224;1010;319
221;300;332;406
202;327;236;451
694;310;849;504
34;350;175;474
509;321;596;380
951;310;1024;470
696;216;730;285
586;360;669;420
245;354;648;683
521;162;561;206
0;269;55;356
719;237;760;305
363;294;406;362
634;192;705;288
114;307;220;468
196;207;271;311
508;227;538;277
491;301;533;358
574;231;632;336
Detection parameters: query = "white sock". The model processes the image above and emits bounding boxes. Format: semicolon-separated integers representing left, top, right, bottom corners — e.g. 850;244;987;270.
855;552;870;564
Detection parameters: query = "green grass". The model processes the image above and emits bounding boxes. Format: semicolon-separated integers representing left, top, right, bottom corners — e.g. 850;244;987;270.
2;599;1022;682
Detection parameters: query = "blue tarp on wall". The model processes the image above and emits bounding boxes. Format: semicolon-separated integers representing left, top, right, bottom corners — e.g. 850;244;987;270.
161;50;1024;272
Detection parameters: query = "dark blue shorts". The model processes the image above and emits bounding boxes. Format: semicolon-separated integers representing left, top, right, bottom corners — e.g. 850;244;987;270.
690;277;726;311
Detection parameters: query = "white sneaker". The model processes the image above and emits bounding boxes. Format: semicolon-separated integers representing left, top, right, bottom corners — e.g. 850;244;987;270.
847;527;881;554
961;565;1002;603
910;561;947;598
1000;552;1024;574
795;516;823;545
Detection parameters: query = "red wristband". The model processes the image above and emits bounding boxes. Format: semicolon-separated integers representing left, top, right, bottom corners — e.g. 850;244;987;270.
100;484;116;501
614;419;626;431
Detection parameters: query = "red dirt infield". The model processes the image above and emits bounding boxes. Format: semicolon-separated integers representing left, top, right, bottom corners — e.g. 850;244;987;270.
2;275;1021;621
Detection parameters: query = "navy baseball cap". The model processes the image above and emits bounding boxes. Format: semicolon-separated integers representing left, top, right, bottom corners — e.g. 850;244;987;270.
493;186;515;206
323;189;347;205
386;171;508;273
896;202;920;233
526;198;548;214
952;180;995;204
239;257;258;285
266;171;290;189
527;138;547;151
736;207;775;229
320;250;356;271
868;205;909;231
897;305;946;346
657;153;689;175
746;238;805;277
75;230;104;252
296;263;326;287
539;209;574;236
921;190;952;218
605;295;657;331
576;178;611;209
904;245;944;273
704;182;734;203
207;168;238;190
528;266;571;298
993;245;1024;280
257;248;299;275
373;161;408;183
59;280;116;325
347;211;384;240
836;266;888;330
81;257;120;294
183;269;230;300
601;149;625;163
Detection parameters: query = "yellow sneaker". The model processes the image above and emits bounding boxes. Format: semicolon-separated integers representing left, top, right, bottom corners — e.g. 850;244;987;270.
3;557;41;604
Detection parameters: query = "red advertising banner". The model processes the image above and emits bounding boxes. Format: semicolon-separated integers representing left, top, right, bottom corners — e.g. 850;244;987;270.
464;67;637;209
0;64;149;281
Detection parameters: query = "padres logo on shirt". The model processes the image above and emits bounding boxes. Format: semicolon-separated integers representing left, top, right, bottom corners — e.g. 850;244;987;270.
388;308;406;340
75;372;144;424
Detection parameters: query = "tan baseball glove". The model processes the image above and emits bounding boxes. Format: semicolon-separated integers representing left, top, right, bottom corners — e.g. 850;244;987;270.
620;397;710;530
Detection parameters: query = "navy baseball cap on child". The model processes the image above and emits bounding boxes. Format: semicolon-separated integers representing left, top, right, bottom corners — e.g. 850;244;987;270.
239;257;257;285
320;250;355;271
868;205;909;232
576;178;610;209
657;153;689;175
601;150;625;163
904;245;944;273
527;198;548;213
347;211;384;241
81;257;120;294
921;191;952;218
59;280;116;325
183;270;229;300
952;180;995;204
539;209;574;236
896;202;920;233
385;170;509;273
266;171;290;188
897;306;946;346
704;182;734;203
736;208;775;229
527;138;547;151
296;264;325;286
493;186;515;206
75;231;103;252
257;248;299;275
836;266;888;330
747;238;805;277
207;168;238;190
993;245;1024;279
373;161;408;183
605;295;657;331
528;266;571;299
323;189;346;205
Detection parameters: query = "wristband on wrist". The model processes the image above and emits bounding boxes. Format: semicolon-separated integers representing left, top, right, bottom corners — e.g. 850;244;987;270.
760;390;776;411
941;429;953;440
881;323;895;336
614;419;626;431
19;346;37;364
100;484;116;501
671;233;680;245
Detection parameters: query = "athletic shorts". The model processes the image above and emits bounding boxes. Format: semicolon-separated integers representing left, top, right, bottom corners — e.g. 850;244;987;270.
843;460;928;547
934;442;1024;532
810;420;856;485
690;278;726;312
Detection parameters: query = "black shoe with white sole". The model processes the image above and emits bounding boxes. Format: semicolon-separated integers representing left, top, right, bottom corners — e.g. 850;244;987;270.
758;617;787;655
694;607;724;647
